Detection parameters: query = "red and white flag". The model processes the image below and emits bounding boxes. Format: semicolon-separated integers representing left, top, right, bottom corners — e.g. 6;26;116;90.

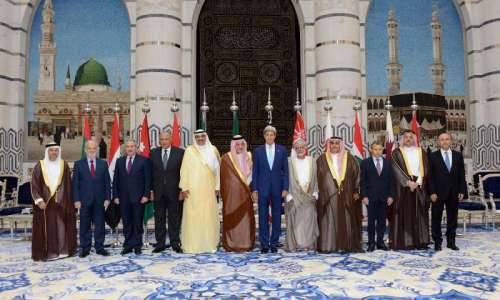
411;110;420;146
292;111;307;155
138;115;151;158
108;112;121;179
385;110;395;159
172;112;181;148
352;110;365;162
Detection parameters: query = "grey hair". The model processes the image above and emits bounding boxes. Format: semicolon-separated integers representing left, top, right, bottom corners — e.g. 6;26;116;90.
263;125;277;135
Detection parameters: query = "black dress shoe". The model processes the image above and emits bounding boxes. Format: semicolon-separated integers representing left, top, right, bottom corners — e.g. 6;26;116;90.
172;245;183;253
377;244;389;251
434;243;442;252
367;244;376;252
270;247;278;253
134;248;142;255
121;248;133;255
447;244;459;251
96;249;110;256
79;250;90;258
152;246;167;253
261;248;269;254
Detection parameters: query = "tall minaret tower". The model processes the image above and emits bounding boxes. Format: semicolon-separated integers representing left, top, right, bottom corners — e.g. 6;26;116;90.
385;8;402;96
430;5;446;95
38;0;56;91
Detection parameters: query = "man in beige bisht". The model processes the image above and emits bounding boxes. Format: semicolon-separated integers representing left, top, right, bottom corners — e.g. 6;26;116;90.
179;129;221;253
284;138;319;252
316;136;362;253
220;135;255;252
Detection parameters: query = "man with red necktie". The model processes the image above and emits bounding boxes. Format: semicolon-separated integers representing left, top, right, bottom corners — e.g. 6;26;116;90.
73;140;111;258
113;139;152;255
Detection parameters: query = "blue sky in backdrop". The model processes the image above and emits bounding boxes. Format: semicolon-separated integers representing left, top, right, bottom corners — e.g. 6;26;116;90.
366;0;465;95
28;0;130;119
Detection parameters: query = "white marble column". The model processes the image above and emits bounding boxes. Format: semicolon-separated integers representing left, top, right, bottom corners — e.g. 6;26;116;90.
314;0;363;148
458;0;500;170
134;0;183;147
0;1;30;175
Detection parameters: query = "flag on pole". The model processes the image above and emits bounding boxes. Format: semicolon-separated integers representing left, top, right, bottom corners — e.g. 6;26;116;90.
139;115;153;225
292;111;307;155
81;113;91;158
411;110;420;146
172;112;181;148
200;111;207;131
108;112;121;179
352;110;365;162
324;110;333;152
385;110;395;159
232;110;240;136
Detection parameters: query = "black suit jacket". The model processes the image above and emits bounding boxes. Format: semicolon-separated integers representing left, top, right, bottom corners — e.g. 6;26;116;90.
360;157;395;202
428;150;468;201
150;146;185;200
112;154;151;203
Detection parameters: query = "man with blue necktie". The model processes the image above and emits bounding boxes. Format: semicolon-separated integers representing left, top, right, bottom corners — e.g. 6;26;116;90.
73;140;111;257
428;132;467;251
251;125;289;253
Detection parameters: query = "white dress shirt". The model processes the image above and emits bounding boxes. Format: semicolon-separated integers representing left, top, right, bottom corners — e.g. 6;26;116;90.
266;143;275;169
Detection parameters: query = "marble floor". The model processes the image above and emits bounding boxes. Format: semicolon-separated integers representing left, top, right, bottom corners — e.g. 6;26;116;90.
0;227;499;299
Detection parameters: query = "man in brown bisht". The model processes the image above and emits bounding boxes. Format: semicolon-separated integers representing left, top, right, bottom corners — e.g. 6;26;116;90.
390;130;430;250
317;136;362;253
285;138;319;252
31;142;77;261
220;135;255;252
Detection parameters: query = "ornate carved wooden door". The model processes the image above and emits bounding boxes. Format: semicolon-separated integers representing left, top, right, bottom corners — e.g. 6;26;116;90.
197;0;301;153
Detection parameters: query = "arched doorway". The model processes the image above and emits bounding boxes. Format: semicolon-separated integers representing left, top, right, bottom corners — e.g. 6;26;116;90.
196;0;301;153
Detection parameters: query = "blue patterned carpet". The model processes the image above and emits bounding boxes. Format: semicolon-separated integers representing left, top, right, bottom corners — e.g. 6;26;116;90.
0;228;499;299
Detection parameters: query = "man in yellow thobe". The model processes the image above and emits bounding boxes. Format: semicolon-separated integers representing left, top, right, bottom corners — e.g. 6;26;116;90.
179;129;221;253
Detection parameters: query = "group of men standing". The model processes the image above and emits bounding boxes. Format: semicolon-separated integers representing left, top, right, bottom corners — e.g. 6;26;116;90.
30;125;466;261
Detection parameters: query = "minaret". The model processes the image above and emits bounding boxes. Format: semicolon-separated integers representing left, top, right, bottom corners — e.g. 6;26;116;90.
64;65;71;90
38;0;57;91
430;5;446;95
385;8;402;96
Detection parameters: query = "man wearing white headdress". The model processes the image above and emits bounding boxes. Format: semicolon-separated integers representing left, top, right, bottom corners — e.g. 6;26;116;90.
179;129;221;253
220;135;255;252
389;130;430;250
285;138;319;252
31;142;77;261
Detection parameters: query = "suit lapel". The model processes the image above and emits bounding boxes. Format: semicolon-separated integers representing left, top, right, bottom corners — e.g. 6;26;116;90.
82;159;92;178
271;146;278;170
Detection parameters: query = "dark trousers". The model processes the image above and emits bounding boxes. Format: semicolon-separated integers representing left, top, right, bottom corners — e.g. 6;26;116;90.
367;200;387;246
154;192;182;247
431;194;458;245
258;193;282;248
120;199;145;250
79;200;105;251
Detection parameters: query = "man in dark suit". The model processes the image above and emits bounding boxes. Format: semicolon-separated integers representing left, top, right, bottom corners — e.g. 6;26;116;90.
428;132;467;251
150;132;184;253
360;141;395;252
113;139;151;255
73;140;111;257
251;125;289;253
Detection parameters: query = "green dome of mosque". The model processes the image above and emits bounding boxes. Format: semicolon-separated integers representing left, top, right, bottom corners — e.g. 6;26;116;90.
73;58;110;87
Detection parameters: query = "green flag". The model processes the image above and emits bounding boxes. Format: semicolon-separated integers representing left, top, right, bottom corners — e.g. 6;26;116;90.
232;111;239;136
143;202;154;225
199;110;207;131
